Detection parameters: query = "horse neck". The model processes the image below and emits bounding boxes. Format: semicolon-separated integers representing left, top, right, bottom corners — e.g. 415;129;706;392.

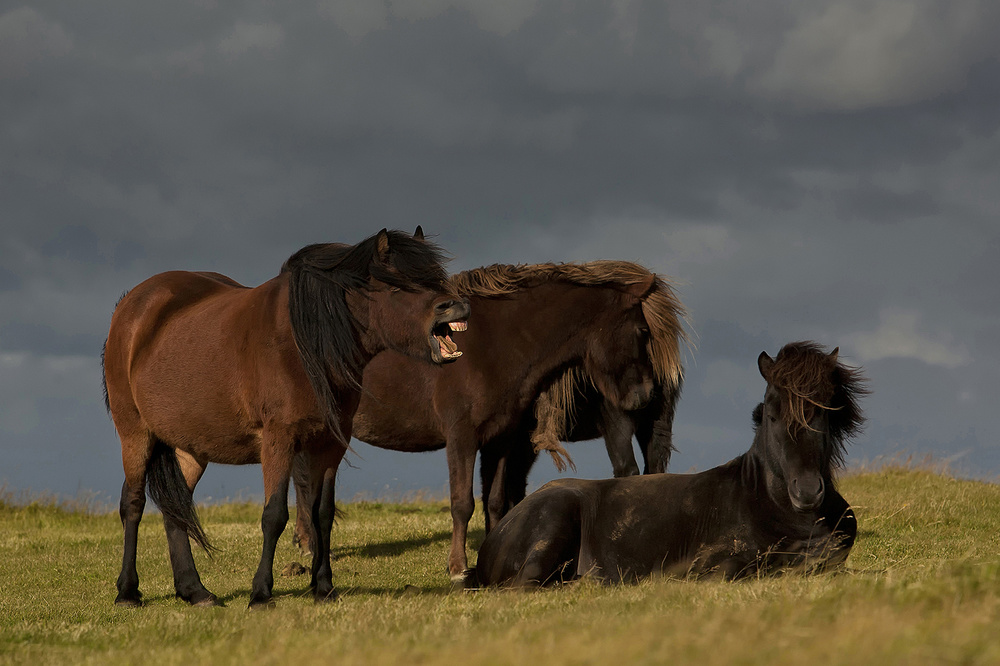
743;429;792;513
472;282;623;392
744;426;840;529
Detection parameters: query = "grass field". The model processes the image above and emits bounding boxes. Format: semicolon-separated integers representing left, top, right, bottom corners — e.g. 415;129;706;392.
2;466;1000;665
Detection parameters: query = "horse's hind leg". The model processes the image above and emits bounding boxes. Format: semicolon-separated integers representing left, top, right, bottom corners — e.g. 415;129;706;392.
163;450;220;606
291;453;314;557
115;433;153;607
116;478;146;606
248;430;293;609
302;444;347;602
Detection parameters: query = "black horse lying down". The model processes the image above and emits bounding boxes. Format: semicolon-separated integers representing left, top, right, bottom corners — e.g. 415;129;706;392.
470;342;867;586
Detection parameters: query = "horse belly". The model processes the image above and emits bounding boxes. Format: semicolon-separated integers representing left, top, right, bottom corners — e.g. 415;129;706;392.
136;385;263;465
129;325;264;464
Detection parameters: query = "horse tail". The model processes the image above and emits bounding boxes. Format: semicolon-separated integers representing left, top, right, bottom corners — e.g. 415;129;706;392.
101;338;111;413
146;440;215;555
102;289;131;415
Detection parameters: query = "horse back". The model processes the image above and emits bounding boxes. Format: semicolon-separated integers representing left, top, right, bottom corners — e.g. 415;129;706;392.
104;270;321;461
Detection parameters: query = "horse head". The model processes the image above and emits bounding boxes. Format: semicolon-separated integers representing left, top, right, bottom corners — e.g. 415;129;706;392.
582;275;658;412
284;228;470;440
753;342;867;513
361;228;471;365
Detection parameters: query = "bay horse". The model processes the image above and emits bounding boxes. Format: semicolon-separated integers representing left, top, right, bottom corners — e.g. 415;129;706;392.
102;228;469;608
470;342;867;587
291;261;687;580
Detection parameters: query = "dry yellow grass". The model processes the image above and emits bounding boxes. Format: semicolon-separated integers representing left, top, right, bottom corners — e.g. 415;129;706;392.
2;466;1000;665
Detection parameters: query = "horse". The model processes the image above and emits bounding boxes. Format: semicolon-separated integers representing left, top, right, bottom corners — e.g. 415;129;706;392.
291;261;687;580
470;341;867;587
477;369;683;537
101;227;470;608
533;378;681;477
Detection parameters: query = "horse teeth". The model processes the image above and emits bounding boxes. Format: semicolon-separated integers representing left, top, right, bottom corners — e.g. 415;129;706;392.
449;321;467;332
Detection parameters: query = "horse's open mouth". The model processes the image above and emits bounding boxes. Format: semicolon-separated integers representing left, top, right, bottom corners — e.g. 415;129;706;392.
433;320;467;361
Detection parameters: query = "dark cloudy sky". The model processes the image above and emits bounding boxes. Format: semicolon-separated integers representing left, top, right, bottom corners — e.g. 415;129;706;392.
2;1;999;504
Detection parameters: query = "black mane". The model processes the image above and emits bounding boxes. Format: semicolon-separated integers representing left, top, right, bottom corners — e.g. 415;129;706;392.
281;230;450;442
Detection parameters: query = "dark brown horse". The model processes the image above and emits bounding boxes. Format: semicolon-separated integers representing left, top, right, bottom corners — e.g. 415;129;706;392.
532;378;682;476
476;373;682;539
471;342;867;587
102;228;469;608
292;261;687;580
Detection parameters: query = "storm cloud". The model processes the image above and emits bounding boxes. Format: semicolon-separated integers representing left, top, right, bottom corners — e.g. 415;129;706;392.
2;0;999;501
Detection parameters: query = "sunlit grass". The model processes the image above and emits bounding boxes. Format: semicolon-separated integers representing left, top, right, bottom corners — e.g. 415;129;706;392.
2;467;1000;665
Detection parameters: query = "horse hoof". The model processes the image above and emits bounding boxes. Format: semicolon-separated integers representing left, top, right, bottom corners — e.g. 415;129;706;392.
314;588;339;603
449;572;468;591
114;597;143;608
193;595;224;608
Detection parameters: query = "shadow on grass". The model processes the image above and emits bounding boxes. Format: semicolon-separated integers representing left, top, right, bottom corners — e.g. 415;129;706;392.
330;529;454;559
133;526;485;607
134;582;459;608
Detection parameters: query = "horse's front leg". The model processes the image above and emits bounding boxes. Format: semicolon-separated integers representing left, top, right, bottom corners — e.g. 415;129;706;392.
303;444;346;602
600;400;640;478
634;386;678;475
249;431;293;609
479;447;506;534
445;425;478;582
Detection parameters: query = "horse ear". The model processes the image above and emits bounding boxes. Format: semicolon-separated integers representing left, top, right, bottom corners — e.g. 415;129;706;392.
758;351;774;379
626;274;656;299
413;225;425;241
376;228;391;263
828;346;839;363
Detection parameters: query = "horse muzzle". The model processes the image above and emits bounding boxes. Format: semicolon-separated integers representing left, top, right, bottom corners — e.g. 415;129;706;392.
618;374;655;411
429;298;471;363
789;475;825;512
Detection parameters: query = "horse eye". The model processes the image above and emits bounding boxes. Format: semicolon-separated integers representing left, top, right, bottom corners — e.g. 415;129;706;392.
388;287;401;294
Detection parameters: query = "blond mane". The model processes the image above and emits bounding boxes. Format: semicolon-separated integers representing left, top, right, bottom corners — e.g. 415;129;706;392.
450;261;689;390
453;262;689;469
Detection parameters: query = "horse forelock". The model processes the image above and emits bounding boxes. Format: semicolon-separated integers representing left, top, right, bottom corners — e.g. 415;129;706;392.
368;233;452;293
451;261;688;388
283;232;450;293
765;341;869;467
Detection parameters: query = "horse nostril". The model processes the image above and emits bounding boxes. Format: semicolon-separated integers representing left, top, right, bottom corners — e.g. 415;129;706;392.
790;476;825;511
436;299;457;313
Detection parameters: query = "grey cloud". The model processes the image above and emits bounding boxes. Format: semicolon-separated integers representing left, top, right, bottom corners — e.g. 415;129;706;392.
0;7;73;80
1;0;999;500
751;2;1000;110
0;322;104;357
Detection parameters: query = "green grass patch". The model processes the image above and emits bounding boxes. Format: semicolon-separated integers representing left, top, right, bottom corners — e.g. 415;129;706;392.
2;467;1000;665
